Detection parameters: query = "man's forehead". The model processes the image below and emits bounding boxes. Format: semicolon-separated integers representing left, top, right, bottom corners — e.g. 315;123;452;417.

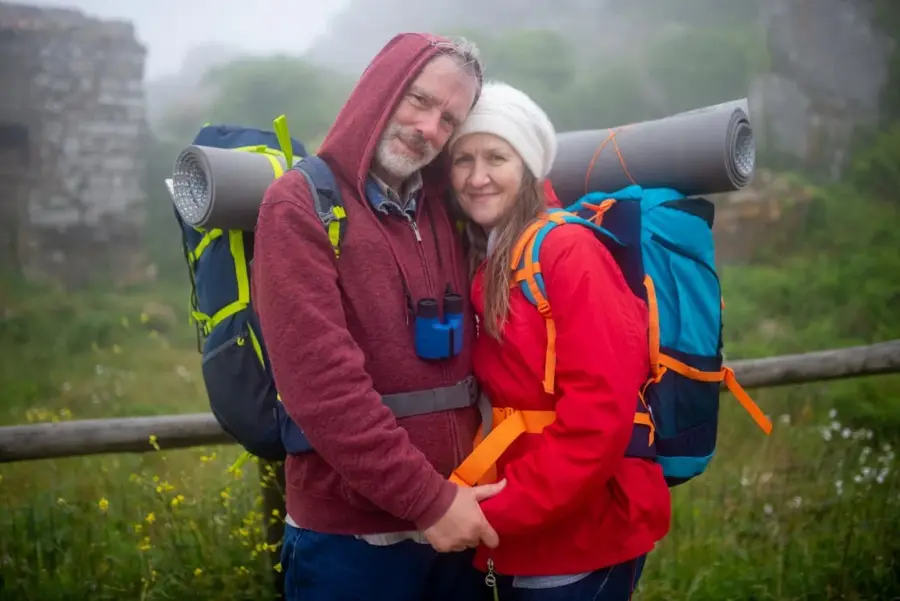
411;55;476;110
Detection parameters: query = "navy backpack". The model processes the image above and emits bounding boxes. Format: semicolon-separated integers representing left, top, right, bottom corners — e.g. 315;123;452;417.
172;121;347;461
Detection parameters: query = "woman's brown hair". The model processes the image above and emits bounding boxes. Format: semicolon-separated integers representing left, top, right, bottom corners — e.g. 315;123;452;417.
463;169;548;340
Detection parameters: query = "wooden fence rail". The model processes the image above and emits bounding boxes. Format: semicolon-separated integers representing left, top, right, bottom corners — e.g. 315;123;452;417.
1;339;899;464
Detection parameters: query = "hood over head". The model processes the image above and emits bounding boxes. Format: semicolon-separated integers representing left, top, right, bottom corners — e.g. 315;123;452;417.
317;32;480;203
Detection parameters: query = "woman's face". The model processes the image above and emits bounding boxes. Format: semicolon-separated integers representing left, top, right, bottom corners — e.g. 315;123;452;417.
450;132;525;231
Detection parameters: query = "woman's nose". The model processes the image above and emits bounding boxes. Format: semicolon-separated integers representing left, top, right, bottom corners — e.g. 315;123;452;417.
469;161;490;187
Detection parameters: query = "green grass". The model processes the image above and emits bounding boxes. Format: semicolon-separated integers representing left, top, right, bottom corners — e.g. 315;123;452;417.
2;173;900;600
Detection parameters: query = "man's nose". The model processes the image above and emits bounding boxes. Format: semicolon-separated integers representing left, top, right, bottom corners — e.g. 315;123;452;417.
416;110;443;145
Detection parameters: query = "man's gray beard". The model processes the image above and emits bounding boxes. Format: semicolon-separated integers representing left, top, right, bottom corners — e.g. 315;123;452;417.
375;123;439;181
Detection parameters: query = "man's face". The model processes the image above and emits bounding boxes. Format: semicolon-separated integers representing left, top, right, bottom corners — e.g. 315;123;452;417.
374;54;478;183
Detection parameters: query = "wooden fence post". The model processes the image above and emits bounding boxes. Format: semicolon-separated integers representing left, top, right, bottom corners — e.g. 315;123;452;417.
259;459;286;600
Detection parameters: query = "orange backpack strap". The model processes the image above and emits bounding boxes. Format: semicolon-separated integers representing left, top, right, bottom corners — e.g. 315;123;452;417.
509;211;624;394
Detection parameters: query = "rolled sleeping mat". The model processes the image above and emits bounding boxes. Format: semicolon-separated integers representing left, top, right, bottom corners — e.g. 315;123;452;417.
548;98;755;207
170;145;298;230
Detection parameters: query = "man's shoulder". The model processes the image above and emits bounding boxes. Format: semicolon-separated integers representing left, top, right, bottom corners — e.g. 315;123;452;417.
258;168;325;227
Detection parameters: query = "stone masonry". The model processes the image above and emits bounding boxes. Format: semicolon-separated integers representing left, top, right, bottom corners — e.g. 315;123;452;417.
0;2;148;288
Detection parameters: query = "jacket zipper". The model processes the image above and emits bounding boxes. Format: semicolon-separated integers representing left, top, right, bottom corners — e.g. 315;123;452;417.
405;213;457;444
406;216;436;299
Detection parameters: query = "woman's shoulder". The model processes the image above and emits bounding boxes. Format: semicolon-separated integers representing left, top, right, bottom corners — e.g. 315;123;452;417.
538;217;617;269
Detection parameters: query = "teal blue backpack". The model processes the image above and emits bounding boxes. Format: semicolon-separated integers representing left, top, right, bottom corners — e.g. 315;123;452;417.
511;184;773;486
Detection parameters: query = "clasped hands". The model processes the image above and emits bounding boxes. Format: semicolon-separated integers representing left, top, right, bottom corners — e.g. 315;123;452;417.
423;479;507;553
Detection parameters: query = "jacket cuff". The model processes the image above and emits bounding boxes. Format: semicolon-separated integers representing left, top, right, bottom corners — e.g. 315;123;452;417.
411;478;458;531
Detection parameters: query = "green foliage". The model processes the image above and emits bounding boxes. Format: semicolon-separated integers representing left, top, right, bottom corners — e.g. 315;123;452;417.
718;150;900;436
848;122;900;199
453;23;767;133
645;25;769;114
158;55;352;147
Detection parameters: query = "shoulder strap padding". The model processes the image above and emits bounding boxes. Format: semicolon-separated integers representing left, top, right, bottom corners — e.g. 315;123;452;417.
512;209;623;309
294;156;347;257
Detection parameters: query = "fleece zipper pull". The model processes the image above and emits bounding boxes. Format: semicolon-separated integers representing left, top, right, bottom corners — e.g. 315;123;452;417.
485;557;499;601
409;219;422;242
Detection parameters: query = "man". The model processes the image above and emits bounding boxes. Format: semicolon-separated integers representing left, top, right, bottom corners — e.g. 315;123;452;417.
252;33;504;601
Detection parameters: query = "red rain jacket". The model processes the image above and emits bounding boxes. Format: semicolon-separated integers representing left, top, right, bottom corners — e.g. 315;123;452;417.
471;219;672;576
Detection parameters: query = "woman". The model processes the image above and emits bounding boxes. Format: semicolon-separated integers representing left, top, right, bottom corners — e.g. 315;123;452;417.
447;81;672;600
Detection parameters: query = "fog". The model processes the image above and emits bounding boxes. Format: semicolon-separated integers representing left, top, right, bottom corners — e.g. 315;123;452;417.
20;0;350;79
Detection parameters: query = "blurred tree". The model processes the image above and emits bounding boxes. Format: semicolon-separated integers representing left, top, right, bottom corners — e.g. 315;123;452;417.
157;55;352;146
644;25;769;115
202;55;352;144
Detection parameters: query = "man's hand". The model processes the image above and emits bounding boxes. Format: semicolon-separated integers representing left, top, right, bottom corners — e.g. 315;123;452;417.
423;479;507;553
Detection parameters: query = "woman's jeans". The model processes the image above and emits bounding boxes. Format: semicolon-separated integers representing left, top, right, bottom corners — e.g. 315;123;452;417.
490;554;648;601
280;523;484;601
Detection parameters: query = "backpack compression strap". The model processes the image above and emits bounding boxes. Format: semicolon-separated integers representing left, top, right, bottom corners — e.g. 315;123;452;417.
641;268;772;435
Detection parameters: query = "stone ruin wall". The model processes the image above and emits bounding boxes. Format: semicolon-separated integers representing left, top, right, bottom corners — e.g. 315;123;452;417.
0;2;148;289
751;0;894;179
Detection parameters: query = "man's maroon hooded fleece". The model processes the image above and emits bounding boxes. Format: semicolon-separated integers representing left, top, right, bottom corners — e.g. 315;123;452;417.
251;33;479;535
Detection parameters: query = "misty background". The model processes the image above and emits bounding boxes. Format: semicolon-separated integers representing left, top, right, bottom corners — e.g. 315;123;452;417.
1;1;899;600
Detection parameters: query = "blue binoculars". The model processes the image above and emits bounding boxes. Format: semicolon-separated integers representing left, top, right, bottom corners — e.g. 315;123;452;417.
414;292;464;361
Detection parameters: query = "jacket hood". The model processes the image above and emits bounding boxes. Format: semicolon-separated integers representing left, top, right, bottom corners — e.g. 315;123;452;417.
317;32;464;202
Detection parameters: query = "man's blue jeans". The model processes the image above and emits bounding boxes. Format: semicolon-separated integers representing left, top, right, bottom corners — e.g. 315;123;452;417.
280;523;486;601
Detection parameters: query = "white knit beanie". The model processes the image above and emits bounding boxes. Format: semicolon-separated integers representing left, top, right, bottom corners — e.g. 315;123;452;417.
451;81;557;180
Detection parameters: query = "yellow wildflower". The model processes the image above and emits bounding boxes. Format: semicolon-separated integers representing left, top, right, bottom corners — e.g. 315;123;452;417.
148;435;160;451
194;568;203;577
98;498;109;512
145;512;155;524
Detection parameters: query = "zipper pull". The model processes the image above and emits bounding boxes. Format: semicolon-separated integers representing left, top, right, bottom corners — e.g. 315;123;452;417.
409;220;422;243
485;558;499;601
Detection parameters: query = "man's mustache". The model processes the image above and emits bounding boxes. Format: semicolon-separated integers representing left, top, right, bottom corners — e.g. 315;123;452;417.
396;128;432;154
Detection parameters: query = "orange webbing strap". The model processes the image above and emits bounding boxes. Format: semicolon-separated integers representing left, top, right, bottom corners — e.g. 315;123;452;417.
510;213;567;395
509;217;549;274
643;275;661;380
450;408;556;487
523;231;557;394
583;127;636;196
451;407;656;487
582;198;617;226
657;354;773;435
633;411;655;445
